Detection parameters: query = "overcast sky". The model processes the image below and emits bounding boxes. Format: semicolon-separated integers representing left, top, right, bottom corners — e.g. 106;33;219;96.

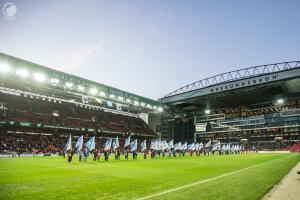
0;0;299;100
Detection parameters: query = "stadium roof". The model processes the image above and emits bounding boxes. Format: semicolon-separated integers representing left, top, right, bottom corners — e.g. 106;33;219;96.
0;52;163;112
161;61;300;112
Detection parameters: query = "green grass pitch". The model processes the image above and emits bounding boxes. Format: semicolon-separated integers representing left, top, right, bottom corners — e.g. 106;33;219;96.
0;153;299;200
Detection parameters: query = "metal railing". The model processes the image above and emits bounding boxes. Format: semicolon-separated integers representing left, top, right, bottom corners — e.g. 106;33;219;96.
164;61;300;97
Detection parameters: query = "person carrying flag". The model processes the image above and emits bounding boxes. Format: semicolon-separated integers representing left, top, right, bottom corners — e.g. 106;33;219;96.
79;149;83;162
97;149;101;161
84;136;95;162
83;147;89;162
93;149;97;161
130;139;138;160
112;137;120;160
104;138;112;161
140;140;147;159
104;150;109;161
125;148;129;160
67;149;74;163
124;135;131;160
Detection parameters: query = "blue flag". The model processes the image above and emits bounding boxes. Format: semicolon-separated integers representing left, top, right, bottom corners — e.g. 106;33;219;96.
124;135;131;147
205;140;212;148
85;136;95;151
174;142;181;150
105;138;112;151
188;143;195;150
140;140;147;151
167;140;174;149
130;139;137;152
112;137;119;151
150;140;156;150
162;140;168;150
199;142;204;150
64;135;72;153
181;142;187;150
75;135;83;153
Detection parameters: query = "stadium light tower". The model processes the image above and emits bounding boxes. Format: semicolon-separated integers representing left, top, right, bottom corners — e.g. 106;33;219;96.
16;68;29;78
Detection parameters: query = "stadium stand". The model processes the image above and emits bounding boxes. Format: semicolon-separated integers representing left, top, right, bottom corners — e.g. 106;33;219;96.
0;53;161;155
161;61;300;150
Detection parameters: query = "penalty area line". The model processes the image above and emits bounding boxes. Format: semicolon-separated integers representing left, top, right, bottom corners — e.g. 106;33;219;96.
135;155;292;200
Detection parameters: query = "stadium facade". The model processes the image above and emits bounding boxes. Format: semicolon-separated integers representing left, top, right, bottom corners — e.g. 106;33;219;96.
160;61;300;149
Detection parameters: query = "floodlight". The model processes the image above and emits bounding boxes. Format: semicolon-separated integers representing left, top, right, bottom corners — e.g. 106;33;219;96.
205;109;211;114
78;85;85;92
158;107;163;112
110;94;115;99
0;64;10;73
50;78;59;84
276;98;284;105
89;88;97;95
34;73;46;82
141;102;145;107
99;91;106;97
118;96;124;101
65;82;73;88
153;106;157;110
126;98;132;103
147;104;152;109
134;101;139;106
16;68;29;78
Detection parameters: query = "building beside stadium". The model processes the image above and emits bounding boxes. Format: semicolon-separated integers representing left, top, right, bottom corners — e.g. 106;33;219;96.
161;61;300;150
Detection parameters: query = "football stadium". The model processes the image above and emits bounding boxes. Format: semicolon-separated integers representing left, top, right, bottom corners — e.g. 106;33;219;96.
0;53;300;200
1;1;300;200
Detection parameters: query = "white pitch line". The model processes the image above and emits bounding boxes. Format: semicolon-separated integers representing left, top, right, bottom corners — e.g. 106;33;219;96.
135;155;292;200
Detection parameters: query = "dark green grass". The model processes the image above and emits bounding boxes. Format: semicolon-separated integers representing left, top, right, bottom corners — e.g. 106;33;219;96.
0;153;299;200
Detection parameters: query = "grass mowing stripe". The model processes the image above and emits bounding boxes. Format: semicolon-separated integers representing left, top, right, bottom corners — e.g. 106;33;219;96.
135;154;294;200
1;154;297;200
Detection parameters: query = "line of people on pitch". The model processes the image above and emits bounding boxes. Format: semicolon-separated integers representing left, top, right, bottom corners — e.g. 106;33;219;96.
66;147;138;163
66;147;246;163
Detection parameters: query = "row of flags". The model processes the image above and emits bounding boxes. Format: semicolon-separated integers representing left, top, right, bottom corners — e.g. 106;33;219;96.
65;135;244;153
64;135;143;153
150;140;207;151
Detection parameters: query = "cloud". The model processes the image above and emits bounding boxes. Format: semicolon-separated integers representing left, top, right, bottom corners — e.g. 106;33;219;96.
51;39;104;71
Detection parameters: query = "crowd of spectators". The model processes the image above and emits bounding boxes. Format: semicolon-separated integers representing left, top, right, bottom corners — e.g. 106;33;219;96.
0;133;151;154
0;93;155;136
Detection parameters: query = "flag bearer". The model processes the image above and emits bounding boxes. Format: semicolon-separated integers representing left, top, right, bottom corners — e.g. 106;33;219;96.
79;149;83;162
67;149;74;163
104;150;109;161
